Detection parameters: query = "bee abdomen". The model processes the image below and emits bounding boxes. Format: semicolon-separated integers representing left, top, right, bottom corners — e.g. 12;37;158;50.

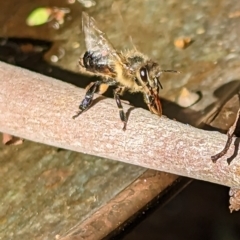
83;51;115;76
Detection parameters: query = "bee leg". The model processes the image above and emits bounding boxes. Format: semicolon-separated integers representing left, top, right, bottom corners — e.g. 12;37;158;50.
114;87;127;130
72;81;102;119
144;93;154;113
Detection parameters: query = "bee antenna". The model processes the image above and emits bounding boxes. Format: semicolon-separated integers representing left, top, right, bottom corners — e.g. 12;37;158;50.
159;70;180;73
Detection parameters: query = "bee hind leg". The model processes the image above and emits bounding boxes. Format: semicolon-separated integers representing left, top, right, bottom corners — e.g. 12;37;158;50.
114;87;127;130
73;81;102;119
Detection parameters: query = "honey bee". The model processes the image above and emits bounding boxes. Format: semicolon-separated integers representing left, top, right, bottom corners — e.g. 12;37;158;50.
73;12;178;130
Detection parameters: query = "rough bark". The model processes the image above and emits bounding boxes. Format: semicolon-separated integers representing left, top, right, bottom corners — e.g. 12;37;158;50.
0;61;240;187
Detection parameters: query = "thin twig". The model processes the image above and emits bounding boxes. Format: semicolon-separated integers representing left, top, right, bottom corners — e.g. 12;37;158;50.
211;109;240;162
0;61;240;187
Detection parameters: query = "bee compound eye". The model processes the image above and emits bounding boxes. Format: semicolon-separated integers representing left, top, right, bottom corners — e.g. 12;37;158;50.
140;67;148;82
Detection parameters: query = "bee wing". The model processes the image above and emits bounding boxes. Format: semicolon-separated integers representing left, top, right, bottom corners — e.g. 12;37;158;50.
82;12;121;63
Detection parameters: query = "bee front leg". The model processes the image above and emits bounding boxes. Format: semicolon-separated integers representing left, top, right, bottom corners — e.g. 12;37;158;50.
144;93;162;116
114;87;127;130
72;81;102;119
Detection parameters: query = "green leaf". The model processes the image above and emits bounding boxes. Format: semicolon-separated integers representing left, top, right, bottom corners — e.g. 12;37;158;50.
26;8;52;26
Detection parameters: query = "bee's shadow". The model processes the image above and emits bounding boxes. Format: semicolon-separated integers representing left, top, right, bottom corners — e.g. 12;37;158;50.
91;96;107;108
91;96;136;130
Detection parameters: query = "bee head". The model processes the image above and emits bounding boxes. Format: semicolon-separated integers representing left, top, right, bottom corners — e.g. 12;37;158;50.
136;60;178;116
138;60;178;93
138;61;163;94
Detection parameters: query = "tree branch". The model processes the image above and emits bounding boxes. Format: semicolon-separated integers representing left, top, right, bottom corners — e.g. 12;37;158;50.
0;61;239;188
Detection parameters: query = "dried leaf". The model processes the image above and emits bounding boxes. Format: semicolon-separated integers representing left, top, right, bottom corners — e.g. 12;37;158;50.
228;11;240;18
176;87;200;108
174;37;192;49
229;188;240;212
